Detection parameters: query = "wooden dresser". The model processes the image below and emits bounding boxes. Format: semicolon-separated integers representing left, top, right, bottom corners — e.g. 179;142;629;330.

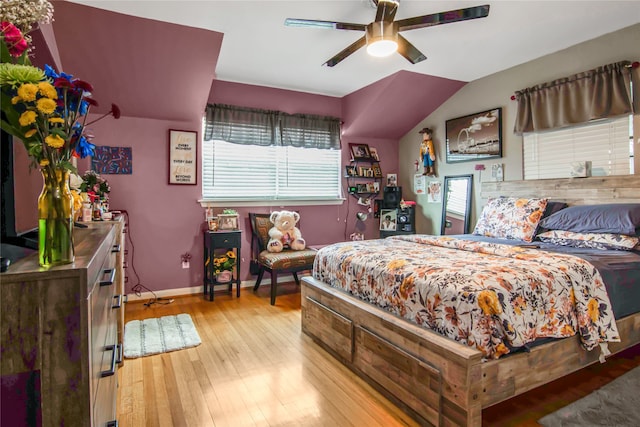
1;222;124;426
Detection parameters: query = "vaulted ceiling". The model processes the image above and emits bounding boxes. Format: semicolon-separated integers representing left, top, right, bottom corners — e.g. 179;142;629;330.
31;1;640;139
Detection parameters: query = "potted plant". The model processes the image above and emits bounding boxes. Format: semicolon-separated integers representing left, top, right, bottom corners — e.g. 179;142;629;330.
212;250;236;282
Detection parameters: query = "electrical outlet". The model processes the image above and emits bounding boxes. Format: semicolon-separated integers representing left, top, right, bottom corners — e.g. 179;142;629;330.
182;261;190;269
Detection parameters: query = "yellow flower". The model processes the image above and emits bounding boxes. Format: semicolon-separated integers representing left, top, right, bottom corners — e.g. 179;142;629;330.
38;81;58;99
226;251;236;259
36;98;57;115
24;129;37;138
40;159;50;166
587;298;599;323
17;83;39;102
478;290;502;316
48;117;64;124
45;134;65;148
19;110;37;126
11;96;21;104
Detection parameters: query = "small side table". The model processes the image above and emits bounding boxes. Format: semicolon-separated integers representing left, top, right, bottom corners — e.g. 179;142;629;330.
203;230;242;301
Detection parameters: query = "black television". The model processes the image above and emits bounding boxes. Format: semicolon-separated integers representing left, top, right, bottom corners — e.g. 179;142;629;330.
1;130;38;268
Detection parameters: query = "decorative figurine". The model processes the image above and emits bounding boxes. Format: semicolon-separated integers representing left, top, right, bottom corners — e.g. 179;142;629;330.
419;127;436;176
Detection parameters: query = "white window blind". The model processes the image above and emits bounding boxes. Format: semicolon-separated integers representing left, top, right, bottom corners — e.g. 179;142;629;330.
202;139;341;201
523;116;632;179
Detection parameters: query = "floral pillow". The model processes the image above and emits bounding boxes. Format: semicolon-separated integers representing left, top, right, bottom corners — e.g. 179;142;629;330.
538;230;640;251
473;197;548;242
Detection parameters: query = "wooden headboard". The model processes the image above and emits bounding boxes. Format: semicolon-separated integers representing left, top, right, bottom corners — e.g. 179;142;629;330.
481;175;640;205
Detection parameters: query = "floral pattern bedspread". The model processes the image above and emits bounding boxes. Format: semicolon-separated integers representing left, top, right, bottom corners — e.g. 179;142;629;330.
312;235;620;359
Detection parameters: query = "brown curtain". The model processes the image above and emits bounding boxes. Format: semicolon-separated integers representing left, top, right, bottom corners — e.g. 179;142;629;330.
513;61;635;135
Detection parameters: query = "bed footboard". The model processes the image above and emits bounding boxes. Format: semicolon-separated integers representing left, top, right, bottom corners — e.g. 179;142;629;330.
302;277;484;426
302;276;640;427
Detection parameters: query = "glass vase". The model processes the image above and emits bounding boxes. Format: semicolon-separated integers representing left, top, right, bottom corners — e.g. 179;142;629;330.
38;168;74;267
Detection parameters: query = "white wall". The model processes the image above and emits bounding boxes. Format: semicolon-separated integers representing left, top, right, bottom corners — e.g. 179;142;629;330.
399;23;640;234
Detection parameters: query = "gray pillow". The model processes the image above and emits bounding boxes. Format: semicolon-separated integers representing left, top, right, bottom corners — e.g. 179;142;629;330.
538;203;640;236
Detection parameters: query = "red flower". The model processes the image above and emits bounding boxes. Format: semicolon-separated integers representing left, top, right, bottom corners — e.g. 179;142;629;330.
73;79;94;92
85;97;99;107
111;103;121;119
53;77;73;89
1;22;28;57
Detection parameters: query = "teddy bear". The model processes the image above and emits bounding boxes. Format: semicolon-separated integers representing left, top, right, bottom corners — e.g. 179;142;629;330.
267;210;306;253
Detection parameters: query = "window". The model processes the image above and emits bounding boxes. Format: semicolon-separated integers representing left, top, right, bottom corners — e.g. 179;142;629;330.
202;104;342;203
523;115;633;180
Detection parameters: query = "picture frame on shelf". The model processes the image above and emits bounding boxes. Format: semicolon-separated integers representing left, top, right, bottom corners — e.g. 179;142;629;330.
371;164;382;177
168;129;198;185
445;107;502;164
386;173;397;187
345;165;357;177
356;183;368;193
380;209;397;231
369;147;380;161
218;214;239;230
349;143;371;160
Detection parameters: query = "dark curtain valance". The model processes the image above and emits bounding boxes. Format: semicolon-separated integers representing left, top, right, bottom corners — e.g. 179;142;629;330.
513;61;635;135
204;104;341;149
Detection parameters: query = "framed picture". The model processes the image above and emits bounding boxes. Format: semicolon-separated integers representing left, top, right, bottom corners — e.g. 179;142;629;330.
380;209;397;231
386;173;397;187
371;164;382;178
349;143;371;160
445;107;502;164
345;165;357;177
168;129;197;184
369;147;380;161
218;214;238;230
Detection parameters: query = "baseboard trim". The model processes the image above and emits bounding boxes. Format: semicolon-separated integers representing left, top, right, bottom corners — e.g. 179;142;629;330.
125;273;310;302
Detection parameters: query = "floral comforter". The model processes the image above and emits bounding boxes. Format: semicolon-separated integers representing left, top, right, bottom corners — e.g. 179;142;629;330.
312;235;620;359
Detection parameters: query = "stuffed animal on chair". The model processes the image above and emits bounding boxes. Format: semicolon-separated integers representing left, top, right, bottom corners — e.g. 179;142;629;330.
267;210;306;253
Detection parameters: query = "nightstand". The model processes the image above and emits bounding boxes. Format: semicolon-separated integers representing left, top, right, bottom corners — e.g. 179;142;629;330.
203;230;242;301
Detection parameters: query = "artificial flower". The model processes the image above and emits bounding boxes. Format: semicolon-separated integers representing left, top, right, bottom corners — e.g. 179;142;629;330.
79;170;110;200
45;134;64;148
36;97;56;114
0;21;27;57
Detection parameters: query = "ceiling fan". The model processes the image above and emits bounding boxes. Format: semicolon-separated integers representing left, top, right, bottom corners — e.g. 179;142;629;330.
285;1;490;67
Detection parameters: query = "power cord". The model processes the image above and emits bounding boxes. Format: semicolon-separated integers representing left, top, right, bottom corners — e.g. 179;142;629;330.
117;210;173;308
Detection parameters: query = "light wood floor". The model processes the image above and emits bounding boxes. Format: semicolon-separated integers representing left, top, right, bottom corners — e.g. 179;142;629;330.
118;283;640;427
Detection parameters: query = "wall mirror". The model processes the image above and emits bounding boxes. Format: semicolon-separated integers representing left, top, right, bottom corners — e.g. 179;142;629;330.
441;174;473;235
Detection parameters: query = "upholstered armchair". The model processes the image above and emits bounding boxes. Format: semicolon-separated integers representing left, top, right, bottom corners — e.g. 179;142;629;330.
249;213;317;305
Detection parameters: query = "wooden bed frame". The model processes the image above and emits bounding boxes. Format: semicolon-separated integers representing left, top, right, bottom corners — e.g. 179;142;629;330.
301;175;640;426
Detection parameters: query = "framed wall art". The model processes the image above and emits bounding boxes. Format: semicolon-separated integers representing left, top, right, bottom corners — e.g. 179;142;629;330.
445;107;502;163
349;143;371;160
168;129;197;185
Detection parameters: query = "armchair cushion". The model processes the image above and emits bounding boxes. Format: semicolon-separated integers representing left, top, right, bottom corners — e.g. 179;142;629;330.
257;249;317;270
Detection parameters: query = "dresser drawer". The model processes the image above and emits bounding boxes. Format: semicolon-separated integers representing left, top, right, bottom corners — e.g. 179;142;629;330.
89;240;119;399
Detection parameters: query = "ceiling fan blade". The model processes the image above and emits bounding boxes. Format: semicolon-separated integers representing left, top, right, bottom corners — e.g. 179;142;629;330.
285;18;366;32
323;36;367;67
396;34;427;64
396;4;490;32
375;0;399;23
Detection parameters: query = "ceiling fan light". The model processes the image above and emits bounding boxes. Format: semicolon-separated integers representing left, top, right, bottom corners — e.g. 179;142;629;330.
365;21;398;58
367;39;397;57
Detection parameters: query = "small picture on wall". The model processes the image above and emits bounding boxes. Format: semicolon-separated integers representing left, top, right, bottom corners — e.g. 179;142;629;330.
369;147;380;161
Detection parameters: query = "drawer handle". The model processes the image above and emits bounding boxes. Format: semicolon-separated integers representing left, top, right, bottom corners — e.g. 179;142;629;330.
107;421;118;427
112;244;121;253
112;294;123;309
100;269;116;286
101;344;121;377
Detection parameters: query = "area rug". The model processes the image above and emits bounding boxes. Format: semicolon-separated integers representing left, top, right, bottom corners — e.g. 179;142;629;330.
538;366;640;426
123;314;201;358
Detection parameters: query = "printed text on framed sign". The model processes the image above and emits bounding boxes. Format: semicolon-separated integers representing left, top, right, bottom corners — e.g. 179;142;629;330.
168;129;197;185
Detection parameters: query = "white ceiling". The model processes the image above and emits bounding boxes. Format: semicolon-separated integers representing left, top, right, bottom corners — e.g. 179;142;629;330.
70;0;640;97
